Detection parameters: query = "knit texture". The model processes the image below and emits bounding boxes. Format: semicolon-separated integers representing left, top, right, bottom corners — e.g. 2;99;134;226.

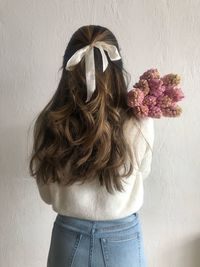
36;117;154;220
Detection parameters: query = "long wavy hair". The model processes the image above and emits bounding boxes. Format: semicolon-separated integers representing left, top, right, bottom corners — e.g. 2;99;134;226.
29;24;145;194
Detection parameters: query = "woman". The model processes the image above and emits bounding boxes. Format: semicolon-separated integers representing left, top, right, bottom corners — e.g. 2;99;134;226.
29;24;154;267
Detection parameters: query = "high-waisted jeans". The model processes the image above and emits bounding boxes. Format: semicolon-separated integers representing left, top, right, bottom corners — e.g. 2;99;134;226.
47;212;148;267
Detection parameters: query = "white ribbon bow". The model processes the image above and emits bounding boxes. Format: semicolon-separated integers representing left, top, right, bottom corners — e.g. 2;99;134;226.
65;41;121;102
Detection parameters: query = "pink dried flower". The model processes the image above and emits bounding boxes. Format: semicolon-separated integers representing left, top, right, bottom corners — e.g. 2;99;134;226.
156;95;173;108
140;68;160;80
143;95;157;106
133;79;150;96
148;79;165;97
133;105;149;118
127;88;144;107
161;105;182;117
148;105;162;118
161;74;181;86
164;86;185;102
127;68;185;119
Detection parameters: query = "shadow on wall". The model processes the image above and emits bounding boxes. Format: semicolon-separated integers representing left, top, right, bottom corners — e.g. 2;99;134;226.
164;236;200;267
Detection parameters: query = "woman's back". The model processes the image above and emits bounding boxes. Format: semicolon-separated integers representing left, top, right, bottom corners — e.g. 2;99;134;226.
36;116;154;221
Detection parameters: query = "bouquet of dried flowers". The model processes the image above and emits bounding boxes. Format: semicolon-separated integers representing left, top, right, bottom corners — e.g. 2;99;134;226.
127;68;185;118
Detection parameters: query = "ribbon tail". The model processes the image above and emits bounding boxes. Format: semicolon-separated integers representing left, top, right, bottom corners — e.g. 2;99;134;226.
85;47;96;102
96;45;108;72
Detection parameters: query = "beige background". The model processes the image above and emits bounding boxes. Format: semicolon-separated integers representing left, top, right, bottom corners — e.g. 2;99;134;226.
0;0;199;266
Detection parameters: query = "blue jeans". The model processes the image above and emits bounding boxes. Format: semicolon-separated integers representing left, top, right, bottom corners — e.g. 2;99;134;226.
47;212;147;267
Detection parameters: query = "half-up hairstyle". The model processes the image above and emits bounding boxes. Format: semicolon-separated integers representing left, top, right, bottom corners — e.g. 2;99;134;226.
29;24;145;194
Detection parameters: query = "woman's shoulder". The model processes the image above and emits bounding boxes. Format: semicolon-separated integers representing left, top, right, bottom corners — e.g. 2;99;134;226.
128;116;154;132
127;116;155;148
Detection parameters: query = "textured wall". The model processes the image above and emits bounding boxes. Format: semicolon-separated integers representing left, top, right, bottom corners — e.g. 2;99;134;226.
0;0;199;266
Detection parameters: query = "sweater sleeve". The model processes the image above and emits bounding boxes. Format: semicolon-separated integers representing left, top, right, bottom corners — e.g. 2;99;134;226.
139;117;155;181
36;180;52;205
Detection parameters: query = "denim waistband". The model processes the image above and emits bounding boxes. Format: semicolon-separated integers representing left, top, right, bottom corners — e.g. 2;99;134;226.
54;212;139;236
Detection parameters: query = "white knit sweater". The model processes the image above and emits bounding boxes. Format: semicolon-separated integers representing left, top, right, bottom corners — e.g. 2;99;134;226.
36;117;154;220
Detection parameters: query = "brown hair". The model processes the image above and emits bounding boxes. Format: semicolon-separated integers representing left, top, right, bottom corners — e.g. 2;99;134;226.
28;25;144;194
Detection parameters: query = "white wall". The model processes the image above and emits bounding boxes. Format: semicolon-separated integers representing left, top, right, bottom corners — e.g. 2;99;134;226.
0;1;199;266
